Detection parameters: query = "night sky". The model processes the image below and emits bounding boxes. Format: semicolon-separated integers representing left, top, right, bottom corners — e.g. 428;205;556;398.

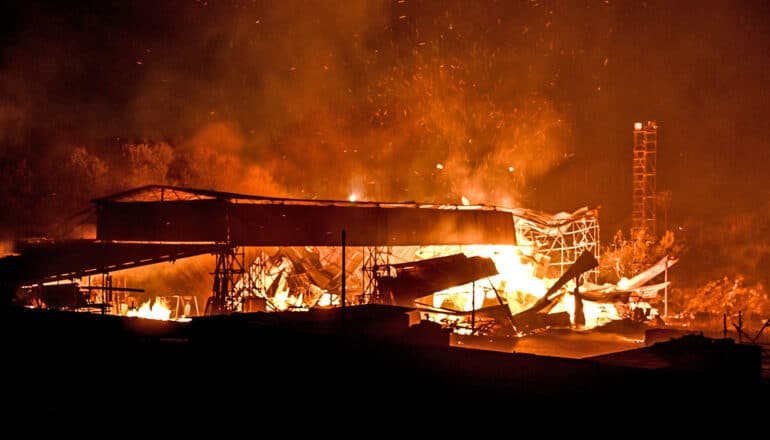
1;0;769;284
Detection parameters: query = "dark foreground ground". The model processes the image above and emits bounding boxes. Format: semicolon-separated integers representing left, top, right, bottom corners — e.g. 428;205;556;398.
2;305;766;423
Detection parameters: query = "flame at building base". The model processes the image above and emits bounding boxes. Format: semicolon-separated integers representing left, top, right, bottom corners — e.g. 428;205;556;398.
126;299;172;321
234;243;624;333
426;245;621;330
553;294;622;329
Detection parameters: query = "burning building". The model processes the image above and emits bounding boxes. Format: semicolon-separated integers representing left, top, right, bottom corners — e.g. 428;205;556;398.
0;184;762;415
1;185;673;340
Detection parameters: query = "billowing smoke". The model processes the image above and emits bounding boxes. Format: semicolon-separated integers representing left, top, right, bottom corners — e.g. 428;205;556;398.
0;0;579;241
1;0;769;302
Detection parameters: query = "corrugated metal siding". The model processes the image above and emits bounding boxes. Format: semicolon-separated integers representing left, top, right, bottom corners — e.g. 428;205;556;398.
97;199;516;246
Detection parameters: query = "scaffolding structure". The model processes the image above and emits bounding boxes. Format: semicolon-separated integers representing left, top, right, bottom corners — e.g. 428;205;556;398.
234;250;272;311
361;246;392;304
513;207;601;283
632;121;658;239
205;246;245;314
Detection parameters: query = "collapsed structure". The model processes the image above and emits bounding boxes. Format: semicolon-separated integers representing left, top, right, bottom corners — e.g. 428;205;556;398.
512;207;600;282
1;184;673;336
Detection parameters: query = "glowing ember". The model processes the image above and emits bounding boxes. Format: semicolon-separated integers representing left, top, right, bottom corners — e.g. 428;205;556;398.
461;196;470;206
127;299;172;320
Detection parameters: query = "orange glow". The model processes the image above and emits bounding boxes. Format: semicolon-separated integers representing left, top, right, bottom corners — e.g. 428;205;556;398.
127;299;172;320
553;294;621;329
316;292;339;307
233;244;619;331
428;245;548;315
424;244;619;330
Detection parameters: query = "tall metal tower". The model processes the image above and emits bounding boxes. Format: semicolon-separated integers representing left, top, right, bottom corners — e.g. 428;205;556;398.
631;121;658;238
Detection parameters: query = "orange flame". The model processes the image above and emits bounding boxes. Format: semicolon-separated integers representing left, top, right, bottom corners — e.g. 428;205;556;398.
127;299;172;320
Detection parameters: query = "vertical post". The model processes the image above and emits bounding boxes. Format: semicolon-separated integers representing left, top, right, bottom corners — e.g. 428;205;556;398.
362;247;367;305
471;280;476;333
341;230;346;326
574;275;585;328
723;313;727;339
738;311;742;343
663;254;668;318
101;273;108;315
105;275;112;315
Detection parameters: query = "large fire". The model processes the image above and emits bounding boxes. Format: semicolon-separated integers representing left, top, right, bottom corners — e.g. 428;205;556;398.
425;244;620;330
233;243;622;333
428;244;547;314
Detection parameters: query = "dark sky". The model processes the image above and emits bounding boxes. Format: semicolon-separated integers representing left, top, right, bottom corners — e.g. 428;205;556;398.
1;0;769;245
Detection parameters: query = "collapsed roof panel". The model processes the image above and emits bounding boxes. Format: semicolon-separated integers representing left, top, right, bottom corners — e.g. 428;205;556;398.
377;253;499;307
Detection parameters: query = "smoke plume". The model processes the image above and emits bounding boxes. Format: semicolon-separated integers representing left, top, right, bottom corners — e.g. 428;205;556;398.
0;1;769;296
